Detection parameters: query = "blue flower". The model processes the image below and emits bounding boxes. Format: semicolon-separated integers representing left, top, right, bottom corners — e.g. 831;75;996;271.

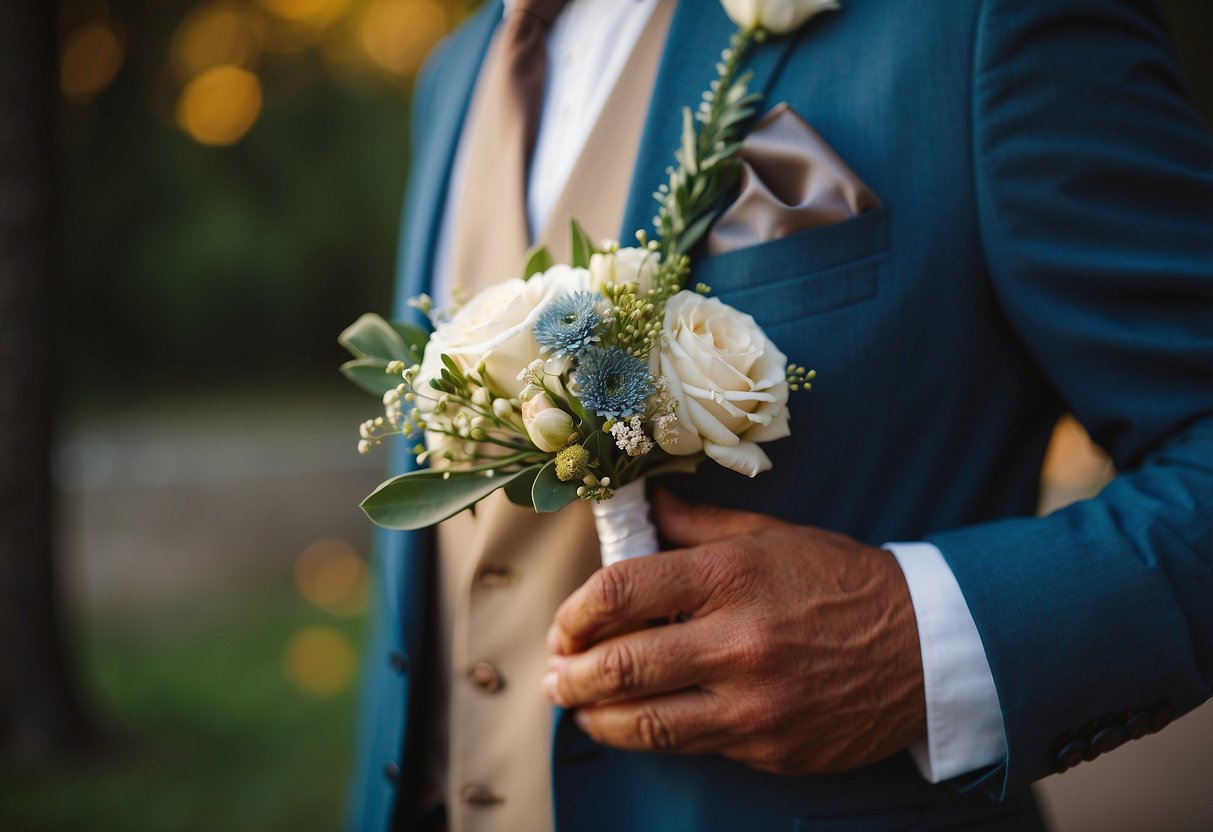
533;292;602;358
574;347;655;419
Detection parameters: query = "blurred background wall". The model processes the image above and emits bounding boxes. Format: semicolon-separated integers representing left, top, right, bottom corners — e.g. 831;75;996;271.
0;1;1208;830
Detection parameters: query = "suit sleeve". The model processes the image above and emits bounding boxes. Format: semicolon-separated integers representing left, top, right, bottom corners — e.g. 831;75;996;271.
925;0;1213;798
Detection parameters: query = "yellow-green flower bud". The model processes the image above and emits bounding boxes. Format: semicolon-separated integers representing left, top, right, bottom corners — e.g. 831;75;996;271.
556;445;592;482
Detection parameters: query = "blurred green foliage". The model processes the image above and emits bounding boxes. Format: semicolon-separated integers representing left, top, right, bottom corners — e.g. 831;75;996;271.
59;0;418;401
0;587;364;832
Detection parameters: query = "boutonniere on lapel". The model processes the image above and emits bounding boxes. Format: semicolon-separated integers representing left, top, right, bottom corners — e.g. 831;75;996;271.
340;0;835;565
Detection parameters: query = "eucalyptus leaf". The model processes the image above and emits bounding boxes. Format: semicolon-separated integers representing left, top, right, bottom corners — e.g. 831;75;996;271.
339;313;408;362
532;460;580;513
522;245;555;280
583;430;611;463
389;321;430;358
570;220;595;269
340;358;400;397
362;467;539;530
503;464;544;507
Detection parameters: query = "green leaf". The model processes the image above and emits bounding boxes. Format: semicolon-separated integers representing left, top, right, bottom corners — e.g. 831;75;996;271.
532;460;580;513
340;358;399;397
339;313;407;361
440;353;465;382
389;321;430;358
561;376;601;434
674;207;723;257
362;467;539;530
570;219;595;269
503;463;544;507
583;430;612;463
522;245;555;280
680;106;699;176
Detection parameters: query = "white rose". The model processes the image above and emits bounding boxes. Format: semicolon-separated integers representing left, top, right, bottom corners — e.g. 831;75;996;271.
720;0;839;35
589;246;660;296
521;393;577;453
654;291;790;477
418;265;590;401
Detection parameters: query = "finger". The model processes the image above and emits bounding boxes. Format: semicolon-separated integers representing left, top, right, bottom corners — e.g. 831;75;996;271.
652;488;769;549
548;550;715;655
544;618;725;707
573;688;730;755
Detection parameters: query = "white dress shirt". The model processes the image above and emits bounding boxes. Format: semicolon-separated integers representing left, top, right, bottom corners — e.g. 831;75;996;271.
430;0;1005;784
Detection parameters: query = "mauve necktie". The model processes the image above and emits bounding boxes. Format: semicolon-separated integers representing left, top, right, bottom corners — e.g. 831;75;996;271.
449;0;569;296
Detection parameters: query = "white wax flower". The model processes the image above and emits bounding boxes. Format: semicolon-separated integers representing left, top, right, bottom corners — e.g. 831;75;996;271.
720;0;839;35
654;291;790;477
521;393;576;453
589;246;659;296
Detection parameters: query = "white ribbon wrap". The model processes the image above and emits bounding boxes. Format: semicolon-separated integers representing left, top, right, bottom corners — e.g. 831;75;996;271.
591;479;659;567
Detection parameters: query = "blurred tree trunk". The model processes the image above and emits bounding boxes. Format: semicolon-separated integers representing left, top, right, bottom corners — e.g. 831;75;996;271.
1162;0;1212;125
0;2;93;759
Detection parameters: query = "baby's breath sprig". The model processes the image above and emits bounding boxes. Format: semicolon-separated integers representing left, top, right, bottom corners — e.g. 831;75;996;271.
787;364;817;392
653;27;763;261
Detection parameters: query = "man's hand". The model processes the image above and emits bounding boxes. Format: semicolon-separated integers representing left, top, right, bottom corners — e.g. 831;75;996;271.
543;489;927;775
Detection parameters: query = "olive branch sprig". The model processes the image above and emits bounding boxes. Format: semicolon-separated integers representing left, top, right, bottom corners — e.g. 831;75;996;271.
653;27;764;262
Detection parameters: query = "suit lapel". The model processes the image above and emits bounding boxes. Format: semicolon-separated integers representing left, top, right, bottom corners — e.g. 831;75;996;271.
394;1;501;321
620;0;808;240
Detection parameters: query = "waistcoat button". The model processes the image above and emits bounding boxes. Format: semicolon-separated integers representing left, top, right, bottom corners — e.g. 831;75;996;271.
476;565;515;587
469;661;505;693
460;784;504;806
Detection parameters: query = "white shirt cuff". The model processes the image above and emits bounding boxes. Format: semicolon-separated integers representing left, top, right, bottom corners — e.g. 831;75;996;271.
885;541;1007;783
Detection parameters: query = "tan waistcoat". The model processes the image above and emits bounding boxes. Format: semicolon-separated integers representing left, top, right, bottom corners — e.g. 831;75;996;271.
431;4;675;832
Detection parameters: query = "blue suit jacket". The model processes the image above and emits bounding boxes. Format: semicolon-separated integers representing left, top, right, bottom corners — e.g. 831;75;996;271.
346;0;1213;829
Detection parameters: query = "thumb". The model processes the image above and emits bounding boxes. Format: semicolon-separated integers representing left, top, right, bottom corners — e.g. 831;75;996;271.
652;488;768;548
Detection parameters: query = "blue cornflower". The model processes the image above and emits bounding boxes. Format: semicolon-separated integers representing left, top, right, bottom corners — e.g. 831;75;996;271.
533;292;602;358
574;347;655;419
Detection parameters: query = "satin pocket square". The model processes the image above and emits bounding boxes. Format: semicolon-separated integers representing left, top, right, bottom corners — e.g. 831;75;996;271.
707;103;881;256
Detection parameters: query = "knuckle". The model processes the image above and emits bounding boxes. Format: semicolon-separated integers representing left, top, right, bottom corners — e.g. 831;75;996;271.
732;622;778;671
599;643;639;696
590;567;629;619
695;545;753;601
733;694;781;736
634;707;678;751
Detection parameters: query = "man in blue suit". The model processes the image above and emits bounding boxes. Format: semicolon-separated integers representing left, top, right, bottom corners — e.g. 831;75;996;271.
347;0;1213;829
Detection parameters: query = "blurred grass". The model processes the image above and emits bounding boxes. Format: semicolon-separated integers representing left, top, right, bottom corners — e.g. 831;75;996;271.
0;586;364;832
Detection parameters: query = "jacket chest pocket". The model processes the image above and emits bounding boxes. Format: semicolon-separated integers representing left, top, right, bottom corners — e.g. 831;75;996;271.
692;207;889;330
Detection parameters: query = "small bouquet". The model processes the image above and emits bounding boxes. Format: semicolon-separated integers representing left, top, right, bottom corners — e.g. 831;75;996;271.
341;1;828;566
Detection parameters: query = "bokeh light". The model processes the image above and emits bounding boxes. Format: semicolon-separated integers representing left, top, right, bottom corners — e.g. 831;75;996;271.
169;3;266;82
176;65;263;145
260;0;355;28
294;537;367;616
60;20;125;102
359;0;448;78
284;626;358;697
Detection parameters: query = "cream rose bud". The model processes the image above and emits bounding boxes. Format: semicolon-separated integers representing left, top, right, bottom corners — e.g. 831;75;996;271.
720;0;839;35
521;394;576;453
589;246;659;296
654;291;790;477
